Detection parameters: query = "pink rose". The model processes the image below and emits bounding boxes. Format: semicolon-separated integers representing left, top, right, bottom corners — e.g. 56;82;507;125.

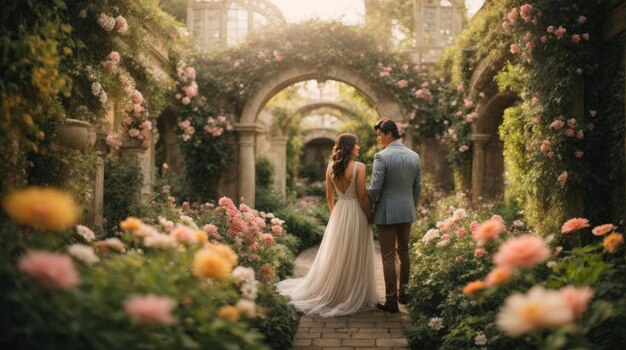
577;16;587;24
510;44;520;54
181;96;191;105
472;218;505;243
397;80;408;89
540;35;549;43
559;286;593;318
18;250;80;290
576;130;584;139
526;42;535;51
582;33;590;41
571;34;581;43
474;247;486;258
115;16;128;33
575;150;584;158
547;25;555;33
502;21;510;31
540;140;551;155
565;128;575;137
124;294;176;325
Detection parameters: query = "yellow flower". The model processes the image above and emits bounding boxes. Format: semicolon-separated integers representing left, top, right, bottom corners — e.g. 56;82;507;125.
2;187;79;231
195;230;208;244
217;305;240;322
192;247;234;280
207;243;238;266
120;217;143;232
603;233;624;253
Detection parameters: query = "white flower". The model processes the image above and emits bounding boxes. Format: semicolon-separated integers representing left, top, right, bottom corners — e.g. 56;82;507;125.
134;224;159;238
99;91;108;104
512;220;524;228
428;317;444;331
496;286;574;336
105;238;125;253
76;225;96;242
270;217;284;225
97;13;115;32
179;215;197;229
474;332;487;346
546;261;557;268
91;82;102;96
235;299;256;317
241;280;259;300
158;216;174;231
436;238;450;247
422;229;440;243
115;15;128;34
67;244;100;264
144;234;177;249
232;266;255;284
545;234;555;244
452;208;467;220
78;9;87;18
265;212;275;219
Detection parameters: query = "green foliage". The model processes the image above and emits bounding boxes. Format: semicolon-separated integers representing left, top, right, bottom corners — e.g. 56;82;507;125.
252;284;299;350
103;157;143;232
277;209;324;252
256;156;275;189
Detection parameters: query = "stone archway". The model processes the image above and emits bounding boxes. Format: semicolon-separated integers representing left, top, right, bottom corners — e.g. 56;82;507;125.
471;91;519;200
236;64;406;206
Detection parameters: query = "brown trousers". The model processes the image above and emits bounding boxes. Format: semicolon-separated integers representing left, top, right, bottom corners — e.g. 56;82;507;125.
377;223;412;303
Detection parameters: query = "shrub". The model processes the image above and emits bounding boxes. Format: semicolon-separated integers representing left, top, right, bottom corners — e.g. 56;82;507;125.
103;157;143;232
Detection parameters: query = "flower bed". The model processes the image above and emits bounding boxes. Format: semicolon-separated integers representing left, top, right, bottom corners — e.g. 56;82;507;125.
405;196;625;349
0;187;299;349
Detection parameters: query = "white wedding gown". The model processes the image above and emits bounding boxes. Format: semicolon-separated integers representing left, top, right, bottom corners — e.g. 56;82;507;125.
277;163;378;317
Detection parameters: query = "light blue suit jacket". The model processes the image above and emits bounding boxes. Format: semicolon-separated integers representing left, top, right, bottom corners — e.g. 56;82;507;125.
368;140;422;225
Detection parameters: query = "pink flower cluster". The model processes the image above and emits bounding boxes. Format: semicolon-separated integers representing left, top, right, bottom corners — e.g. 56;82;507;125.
97;13;129;34
203;115;233;137
178;119;195;142
216;197;284;253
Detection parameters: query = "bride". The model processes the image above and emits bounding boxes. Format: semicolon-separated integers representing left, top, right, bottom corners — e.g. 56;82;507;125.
276;133;378;317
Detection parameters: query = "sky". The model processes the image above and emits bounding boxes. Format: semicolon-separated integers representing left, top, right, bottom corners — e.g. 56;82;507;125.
271;0;486;24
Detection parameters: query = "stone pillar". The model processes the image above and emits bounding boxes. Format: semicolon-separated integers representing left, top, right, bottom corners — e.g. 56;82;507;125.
471;133;491;202
270;136;289;196
235;124;257;207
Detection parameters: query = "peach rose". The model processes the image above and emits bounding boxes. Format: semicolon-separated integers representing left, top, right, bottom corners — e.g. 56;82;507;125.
591;223;615;236
485;266;513;286
463;280;486;295
493;235;550;268
560;217;590;234
124;294;176;325
472;218;505;243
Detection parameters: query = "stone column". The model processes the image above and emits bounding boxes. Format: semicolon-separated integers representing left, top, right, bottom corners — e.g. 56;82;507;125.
235;124;257;207
471;133;491;202
270;136;289;196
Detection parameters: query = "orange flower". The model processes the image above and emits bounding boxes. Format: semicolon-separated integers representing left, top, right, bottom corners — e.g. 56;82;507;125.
120;217;143;232
2;187;79;231
560;218;590;234
192;248;233;280
472;218;505;242
603;233;624;253
485;266;513;286
463;280;486;295
591;224;615;236
217;305;240;322
195;230;208;244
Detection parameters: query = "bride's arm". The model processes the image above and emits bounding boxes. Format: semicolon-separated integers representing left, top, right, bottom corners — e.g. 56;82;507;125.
325;166;335;213
356;163;373;221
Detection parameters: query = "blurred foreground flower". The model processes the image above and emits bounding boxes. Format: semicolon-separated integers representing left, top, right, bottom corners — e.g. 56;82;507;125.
603;232;624;253
18;250;80;290
124;294;176;325
496;286;573;336
193;244;237;279
2;187;79;231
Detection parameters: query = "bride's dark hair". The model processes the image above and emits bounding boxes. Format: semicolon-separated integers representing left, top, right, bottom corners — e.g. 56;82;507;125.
331;133;358;178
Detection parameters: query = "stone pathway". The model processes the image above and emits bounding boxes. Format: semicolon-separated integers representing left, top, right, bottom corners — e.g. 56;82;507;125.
289;242;411;350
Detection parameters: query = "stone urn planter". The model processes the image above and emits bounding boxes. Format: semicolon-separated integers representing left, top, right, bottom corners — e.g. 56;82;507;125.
59;118;96;149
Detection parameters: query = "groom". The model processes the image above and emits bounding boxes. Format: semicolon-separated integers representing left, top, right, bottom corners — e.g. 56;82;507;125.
368;119;422;313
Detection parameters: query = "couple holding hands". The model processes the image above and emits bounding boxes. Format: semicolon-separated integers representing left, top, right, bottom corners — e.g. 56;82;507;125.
278;119;422;316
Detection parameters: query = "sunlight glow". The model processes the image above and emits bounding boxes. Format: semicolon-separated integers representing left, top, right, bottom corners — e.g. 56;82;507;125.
270;0;486;24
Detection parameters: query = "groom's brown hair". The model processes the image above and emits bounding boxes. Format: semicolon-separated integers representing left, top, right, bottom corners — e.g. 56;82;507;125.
374;119;401;139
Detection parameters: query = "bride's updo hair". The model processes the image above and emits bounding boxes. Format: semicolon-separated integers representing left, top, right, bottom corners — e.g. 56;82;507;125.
331;133;358;178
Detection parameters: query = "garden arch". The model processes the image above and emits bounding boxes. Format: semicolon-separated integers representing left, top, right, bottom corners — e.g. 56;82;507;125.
236;64;406;206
